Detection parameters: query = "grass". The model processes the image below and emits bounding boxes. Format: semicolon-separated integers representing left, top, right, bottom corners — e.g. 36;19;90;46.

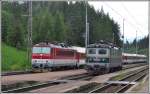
2;43;31;71
108;71;127;81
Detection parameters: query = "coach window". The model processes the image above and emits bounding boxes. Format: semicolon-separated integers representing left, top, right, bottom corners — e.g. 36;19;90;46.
88;49;96;54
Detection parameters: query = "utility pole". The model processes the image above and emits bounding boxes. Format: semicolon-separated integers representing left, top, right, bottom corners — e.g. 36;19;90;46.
87;23;89;45
85;1;88;48
113;32;114;44
85;1;89;49
27;1;32;69
136;30;137;55
122;18;125;53
0;1;1;67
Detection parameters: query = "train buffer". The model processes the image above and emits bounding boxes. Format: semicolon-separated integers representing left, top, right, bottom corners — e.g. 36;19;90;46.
106;81;136;85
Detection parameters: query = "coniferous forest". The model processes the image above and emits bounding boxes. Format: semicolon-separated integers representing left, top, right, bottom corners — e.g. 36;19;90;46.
2;1;122;49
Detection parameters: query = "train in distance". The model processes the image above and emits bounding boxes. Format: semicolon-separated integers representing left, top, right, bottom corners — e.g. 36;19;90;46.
31;41;147;72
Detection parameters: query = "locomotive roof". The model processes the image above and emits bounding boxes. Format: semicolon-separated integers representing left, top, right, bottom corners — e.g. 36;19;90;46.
33;43;75;50
33;43;86;52
87;43;118;49
87;40;119;49
70;46;85;53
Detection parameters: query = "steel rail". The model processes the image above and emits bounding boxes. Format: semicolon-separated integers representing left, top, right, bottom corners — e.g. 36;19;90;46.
115;70;148;93
2;80;66;93
88;66;148;93
2;63;147;76
122;63;147;70
60;73;92;80
119;66;148;81
88;83;112;93
61;64;147;81
2;70;32;76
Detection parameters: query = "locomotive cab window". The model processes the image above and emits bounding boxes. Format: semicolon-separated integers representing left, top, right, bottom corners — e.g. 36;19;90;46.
88;49;96;54
42;47;51;54
32;47;51;54
98;49;107;54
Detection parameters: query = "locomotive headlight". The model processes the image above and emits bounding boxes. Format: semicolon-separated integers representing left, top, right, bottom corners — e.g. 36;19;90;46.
32;60;37;63
35;60;37;62
101;58;105;61
103;58;109;63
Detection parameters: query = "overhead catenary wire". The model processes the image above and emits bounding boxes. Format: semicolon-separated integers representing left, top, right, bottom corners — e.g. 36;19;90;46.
103;2;145;36
121;3;146;36
103;2;144;55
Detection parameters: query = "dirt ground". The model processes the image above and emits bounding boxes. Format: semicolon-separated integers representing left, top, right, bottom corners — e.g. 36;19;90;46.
1;69;86;85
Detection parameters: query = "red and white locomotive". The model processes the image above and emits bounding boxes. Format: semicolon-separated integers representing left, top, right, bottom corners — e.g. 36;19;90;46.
32;42;86;71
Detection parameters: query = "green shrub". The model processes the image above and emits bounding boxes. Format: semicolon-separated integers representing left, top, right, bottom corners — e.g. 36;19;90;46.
2;43;31;71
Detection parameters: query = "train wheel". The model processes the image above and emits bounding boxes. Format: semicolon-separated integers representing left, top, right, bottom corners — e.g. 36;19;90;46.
76;65;79;69
40;69;43;72
109;68;113;73
105;68;110;73
119;66;122;70
48;68;53;72
31;68;36;73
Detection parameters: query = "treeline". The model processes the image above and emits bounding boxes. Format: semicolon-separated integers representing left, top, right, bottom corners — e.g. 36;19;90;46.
2;1;122;49
124;35;149;54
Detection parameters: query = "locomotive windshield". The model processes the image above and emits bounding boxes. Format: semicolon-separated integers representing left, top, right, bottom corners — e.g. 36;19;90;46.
32;47;51;54
98;49;107;54
88;49;96;54
87;48;107;54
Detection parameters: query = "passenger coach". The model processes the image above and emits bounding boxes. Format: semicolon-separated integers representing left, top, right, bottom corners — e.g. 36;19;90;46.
122;53;147;64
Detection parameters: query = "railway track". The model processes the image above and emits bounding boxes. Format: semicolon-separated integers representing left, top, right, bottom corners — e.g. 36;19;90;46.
1;70;32;76
60;73;93;81
2;80;67;93
2;73;92;93
60;63;147;81
66;66;148;93
89;66;148;93
2;63;147;76
122;63;147;70
2;64;148;93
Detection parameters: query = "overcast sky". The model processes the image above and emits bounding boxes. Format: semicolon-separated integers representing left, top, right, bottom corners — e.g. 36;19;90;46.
88;1;148;42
